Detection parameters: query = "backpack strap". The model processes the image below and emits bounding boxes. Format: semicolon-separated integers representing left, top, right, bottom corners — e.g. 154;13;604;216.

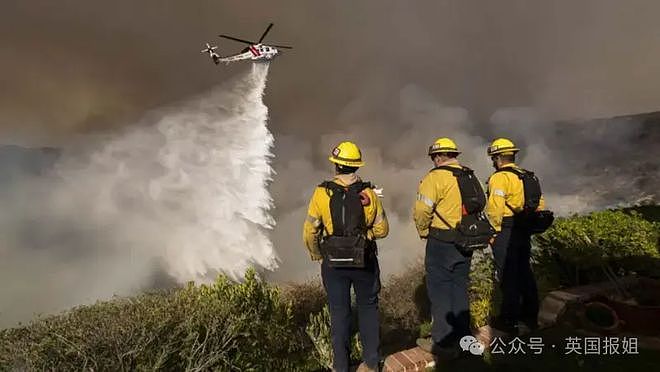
432;165;471;176
493;167;528;213
433;209;455;229
318;181;343;236
319;180;344;190
349;181;372;192
429;166;468;229
319;181;343;198
318;180;372;235
319;180;372;195
495;166;531;178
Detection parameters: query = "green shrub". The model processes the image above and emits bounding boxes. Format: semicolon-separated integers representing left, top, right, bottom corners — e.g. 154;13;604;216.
531;243;565;296
533;210;659;287
469;249;496;328
463;209;659;330
3;208;657;370
411;249;497;335
623;205;660;224
0;269;311;371
380;262;428;333
305;305;362;369
281;280;326;327
535;210;658;267
418;321;432;338
380;262;430;353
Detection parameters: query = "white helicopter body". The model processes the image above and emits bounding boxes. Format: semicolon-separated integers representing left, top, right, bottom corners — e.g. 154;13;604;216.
201;23;290;65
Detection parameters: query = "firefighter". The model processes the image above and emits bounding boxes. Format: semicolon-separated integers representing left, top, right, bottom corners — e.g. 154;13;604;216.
303;141;389;372
413;137;474;358
486;138;546;334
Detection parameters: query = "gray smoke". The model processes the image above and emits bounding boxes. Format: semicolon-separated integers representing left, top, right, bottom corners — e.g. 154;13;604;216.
0;64;276;327
1;1;659;316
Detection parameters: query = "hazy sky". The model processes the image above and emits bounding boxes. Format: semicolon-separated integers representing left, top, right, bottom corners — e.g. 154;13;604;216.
1;0;659;287
3;0;660;144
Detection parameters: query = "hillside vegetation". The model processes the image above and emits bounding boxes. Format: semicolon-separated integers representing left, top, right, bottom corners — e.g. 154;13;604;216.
1;207;658;371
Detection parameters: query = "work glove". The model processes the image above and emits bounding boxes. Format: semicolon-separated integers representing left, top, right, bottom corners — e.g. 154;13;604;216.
311;252;323;261
372;185;384;198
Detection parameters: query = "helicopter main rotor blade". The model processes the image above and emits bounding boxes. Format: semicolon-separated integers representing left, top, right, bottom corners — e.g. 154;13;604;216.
257;23;274;43
270;44;293;49
218;35;256;45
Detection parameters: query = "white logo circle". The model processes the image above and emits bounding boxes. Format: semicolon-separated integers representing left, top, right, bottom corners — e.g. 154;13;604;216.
459;335;485;355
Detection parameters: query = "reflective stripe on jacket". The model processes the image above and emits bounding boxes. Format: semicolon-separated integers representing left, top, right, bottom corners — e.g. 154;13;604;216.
486;163;546;232
413;162;463;238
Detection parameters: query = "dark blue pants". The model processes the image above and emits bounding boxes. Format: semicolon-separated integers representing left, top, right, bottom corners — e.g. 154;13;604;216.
491;226;539;323
425;238;471;348
321;257;381;372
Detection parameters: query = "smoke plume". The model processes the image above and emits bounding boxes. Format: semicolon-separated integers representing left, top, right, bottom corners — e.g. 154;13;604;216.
1;0;659;321
0;64;276;327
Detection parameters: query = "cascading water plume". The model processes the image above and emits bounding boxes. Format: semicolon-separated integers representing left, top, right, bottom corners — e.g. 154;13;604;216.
150;62;278;282
0;63;278;327
53;62;278;283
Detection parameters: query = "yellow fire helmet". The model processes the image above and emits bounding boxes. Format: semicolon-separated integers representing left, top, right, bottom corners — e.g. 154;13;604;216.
328;141;365;167
487;138;520;156
428;137;461;156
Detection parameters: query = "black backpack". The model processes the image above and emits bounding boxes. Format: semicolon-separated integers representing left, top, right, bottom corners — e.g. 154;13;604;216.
430;166;495;254
318;181;372;268
496;167;554;234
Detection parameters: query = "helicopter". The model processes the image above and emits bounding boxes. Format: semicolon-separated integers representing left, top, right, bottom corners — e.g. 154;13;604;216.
201;23;292;65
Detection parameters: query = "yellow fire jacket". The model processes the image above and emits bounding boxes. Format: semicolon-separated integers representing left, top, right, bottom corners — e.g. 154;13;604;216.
486;163;546;232
302;173;389;261
413;162;463;238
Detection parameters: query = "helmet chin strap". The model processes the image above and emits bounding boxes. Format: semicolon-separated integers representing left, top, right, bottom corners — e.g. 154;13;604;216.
491;156;499;170
335;164;358;175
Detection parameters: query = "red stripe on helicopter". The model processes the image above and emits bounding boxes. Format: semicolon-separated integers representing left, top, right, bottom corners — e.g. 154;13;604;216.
249;46;260;56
